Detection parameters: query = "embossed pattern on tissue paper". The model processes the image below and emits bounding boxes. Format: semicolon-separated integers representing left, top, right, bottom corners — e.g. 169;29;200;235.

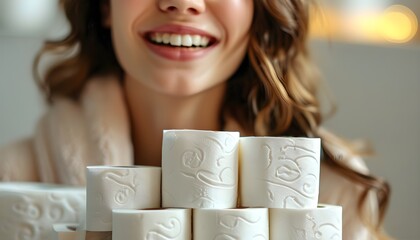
280;139;318;156
179;135;236;189
1;192;83;240
9;196;42;239
146;217;182;240
182;148;204;169
92;169;140;225
192;186;214;208
162;131;239;208
178;134;237;206
101;169;139;205
262;139;319;208
214;213;268;240
206;135;237;154
219;214;261;229
292;214;341;240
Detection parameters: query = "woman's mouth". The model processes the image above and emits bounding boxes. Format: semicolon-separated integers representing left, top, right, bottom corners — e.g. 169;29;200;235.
146;32;216;48
141;24;219;61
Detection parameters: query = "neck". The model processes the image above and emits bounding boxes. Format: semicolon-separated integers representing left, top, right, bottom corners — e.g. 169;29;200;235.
124;75;226;167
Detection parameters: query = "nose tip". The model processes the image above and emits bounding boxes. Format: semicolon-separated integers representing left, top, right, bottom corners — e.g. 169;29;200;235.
159;0;205;15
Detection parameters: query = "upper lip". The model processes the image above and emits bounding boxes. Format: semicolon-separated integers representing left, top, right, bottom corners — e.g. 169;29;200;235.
141;24;219;42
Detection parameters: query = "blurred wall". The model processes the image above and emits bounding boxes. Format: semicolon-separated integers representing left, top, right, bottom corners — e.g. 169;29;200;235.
310;40;420;239
0;1;66;146
0;37;45;146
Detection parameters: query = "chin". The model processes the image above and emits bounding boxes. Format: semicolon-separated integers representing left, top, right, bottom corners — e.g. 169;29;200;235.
149;74;225;97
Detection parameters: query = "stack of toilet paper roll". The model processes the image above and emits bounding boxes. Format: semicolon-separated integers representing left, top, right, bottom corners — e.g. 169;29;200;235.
18;129;342;239
85;166;161;231
46;165;163;240
161;130;272;239
240;136;342;239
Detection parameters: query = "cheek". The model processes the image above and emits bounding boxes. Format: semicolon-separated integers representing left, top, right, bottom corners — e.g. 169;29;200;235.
110;0;148;29
111;0;140;11
110;0;134;25
109;0;148;66
215;0;254;38
212;0;254;77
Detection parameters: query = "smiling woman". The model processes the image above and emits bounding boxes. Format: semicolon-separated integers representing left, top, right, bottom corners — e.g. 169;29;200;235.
1;0;390;239
107;0;253;95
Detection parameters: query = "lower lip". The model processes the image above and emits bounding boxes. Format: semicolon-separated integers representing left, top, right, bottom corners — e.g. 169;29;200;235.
144;40;216;61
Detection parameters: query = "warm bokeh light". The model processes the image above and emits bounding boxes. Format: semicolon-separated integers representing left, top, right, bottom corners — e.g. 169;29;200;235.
309;3;419;45
378;5;418;43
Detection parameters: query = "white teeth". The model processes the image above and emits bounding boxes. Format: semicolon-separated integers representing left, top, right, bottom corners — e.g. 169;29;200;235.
192;35;201;46
162;33;170;44
150;33;211;47
170;34;182;46
155;33;162;43
200;36;209;47
182;35;193;47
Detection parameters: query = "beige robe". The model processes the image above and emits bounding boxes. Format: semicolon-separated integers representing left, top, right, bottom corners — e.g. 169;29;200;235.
0;75;382;239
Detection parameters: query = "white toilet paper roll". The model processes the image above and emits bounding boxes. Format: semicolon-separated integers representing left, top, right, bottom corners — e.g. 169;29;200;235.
162;130;240;208
194;208;269;240
0;182;85;240
240;137;321;208
270;204;342;240
86;166;161;231
112;208;191;240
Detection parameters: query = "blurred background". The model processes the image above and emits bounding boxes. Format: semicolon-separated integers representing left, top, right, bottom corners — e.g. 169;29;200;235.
0;0;419;239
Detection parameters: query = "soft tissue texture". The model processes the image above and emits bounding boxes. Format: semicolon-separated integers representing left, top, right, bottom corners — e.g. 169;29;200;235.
162;130;240;209
0;183;85;240
240;137;321;209
193;208;269;240
270;204;342;240
86;166;161;231
112;209;191;240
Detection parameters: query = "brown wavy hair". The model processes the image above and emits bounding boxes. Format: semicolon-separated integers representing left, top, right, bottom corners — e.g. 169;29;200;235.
34;0;390;236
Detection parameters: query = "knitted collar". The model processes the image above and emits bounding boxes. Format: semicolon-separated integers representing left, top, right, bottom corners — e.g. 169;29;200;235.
34;75;245;185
